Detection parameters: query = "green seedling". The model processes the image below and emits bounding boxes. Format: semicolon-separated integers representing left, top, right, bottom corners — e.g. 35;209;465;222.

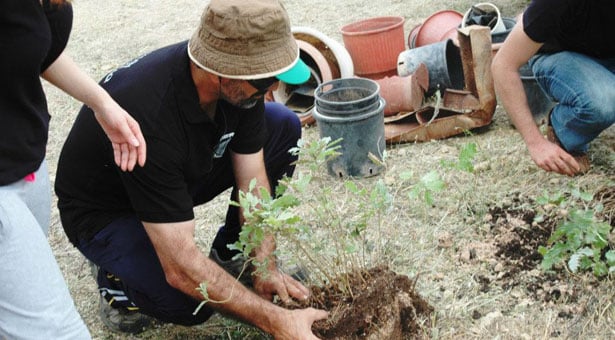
441;142;478;173
401;170;445;207
537;188;614;277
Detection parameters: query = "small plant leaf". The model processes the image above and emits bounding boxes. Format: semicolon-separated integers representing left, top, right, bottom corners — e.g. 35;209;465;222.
421;170;445;192
399;170;413;181
606;250;615;266
568;247;593;273
593;261;608;277
457;142;477;173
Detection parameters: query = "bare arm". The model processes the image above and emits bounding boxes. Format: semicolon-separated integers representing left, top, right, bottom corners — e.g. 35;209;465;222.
142;219;327;339
230;149;310;303
491;19;580;176
41;52;147;171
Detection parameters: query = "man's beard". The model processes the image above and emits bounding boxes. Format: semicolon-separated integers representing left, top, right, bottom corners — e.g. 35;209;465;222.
220;90;260;109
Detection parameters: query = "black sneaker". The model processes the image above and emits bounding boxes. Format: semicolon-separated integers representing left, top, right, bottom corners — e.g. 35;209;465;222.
92;263;154;334
98;295;154;334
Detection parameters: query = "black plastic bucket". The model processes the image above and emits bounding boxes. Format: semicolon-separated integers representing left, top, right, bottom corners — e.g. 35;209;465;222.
313;78;386;178
397;39;464;96
314;78;380;116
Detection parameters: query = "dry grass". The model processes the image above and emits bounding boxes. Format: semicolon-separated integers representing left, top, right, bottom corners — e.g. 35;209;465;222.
43;0;615;339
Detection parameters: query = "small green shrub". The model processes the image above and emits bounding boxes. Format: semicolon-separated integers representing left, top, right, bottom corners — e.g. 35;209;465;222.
537;189;615;277
229;137;393;294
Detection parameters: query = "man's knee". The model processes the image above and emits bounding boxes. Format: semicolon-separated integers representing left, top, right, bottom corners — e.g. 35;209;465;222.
596;91;615;127
583;88;615;128
265;101;301;141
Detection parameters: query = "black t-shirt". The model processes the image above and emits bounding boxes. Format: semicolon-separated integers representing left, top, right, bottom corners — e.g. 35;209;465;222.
523;0;615;58
55;42;267;244
0;0;72;185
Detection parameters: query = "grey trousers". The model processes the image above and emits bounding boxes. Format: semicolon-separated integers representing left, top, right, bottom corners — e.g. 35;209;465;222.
0;161;90;340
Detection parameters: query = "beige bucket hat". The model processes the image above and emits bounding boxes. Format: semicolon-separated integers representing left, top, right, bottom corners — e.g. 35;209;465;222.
188;0;309;84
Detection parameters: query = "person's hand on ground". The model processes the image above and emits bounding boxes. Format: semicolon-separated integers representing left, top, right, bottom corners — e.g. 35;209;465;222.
528;139;581;176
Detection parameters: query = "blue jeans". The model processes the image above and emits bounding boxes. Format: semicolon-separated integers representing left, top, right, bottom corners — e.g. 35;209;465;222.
76;103;301;326
529;51;615;153
0;161;90;340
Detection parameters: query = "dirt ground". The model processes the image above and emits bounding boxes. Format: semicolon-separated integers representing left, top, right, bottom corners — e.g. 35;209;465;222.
43;0;615;339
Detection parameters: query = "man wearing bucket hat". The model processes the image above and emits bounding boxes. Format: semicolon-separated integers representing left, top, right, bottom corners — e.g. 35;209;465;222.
54;0;327;337
492;0;615;176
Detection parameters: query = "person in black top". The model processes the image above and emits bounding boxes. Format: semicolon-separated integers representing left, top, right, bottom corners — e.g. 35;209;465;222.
55;0;328;337
492;0;615;176
0;0;146;339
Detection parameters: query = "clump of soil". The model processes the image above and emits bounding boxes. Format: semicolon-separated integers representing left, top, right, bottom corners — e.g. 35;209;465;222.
294;265;433;339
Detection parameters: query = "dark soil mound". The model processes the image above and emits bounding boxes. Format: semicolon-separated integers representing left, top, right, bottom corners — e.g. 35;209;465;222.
301;265;433;339
486;203;567;301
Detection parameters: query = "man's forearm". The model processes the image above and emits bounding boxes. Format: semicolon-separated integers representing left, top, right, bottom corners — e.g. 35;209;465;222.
493;66;545;148
188;255;288;335
146;225;285;334
41;52;115;113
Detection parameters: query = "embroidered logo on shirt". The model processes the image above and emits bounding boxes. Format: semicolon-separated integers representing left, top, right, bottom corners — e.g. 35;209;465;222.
213;132;235;158
103;55;145;83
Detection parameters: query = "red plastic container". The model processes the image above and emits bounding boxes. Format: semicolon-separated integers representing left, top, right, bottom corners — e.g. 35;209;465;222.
341;16;405;78
413;10;463;48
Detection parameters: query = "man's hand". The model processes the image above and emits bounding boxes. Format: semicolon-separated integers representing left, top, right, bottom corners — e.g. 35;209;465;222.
253;268;310;303
528;139;581;176
272;308;329;340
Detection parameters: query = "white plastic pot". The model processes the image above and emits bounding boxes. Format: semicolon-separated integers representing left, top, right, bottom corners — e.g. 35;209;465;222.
461;2;506;34
291;26;354;79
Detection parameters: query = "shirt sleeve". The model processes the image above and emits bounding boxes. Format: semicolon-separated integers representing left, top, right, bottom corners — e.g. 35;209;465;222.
522;0;567;43
41;0;73;71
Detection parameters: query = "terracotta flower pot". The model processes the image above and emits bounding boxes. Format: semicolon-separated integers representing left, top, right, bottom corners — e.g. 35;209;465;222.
413;10;463;48
407;23;422;49
375;63;429;116
340;16;405;78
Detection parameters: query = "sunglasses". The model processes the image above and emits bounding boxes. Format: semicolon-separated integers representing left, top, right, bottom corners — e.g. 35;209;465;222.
247;77;279;96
